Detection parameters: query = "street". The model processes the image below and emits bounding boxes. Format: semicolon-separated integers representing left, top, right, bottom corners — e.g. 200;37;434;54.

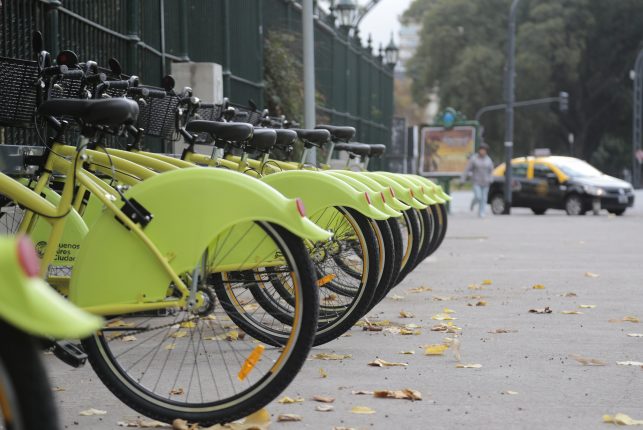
46;190;643;430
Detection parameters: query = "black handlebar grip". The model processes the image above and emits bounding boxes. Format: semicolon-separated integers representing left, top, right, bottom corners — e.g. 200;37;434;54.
42;64;68;77
61;69;85;79
106;80;131;90
144;88;167;99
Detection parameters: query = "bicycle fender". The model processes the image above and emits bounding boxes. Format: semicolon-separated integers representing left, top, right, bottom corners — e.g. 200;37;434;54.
375;172;437;205
0;237;102;339
329;171;409;212
260;170;388;220
362;172;428;210
323;171;400;218
407;175;452;202
398;174;443;204
68;168;329;311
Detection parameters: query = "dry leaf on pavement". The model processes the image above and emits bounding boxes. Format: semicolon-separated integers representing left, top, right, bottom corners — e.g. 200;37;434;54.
408;286;432;293
399;311;414;318
431;313;456;321
399;350;415;355
79;408;107;416
627;333;643;337
172;419;189;430
277;414;302;422
570;354;607;366
431;322;461;333
623;316;641;323
169;388;184;396
562;310;583;315
456;363;482;369
529;307;552;314
117;420;170;428
502;390;519;395
563;292;577;297
315;405;334;412
278;396;304;404
312;353;352;360
579;304;596;309
389;294;405;300
532;284;545;290
312;395;335;403
203;408;271;430
489;328;516;334
616;361;643;367
481;279;493;285
319;368;328;378
122;335;137;342
350;406;376;414
368;358;408;367
468;284;483;290
603;413;643;425
351;390;374;395
585;272;600;278
373;388;422;401
424;344;449;355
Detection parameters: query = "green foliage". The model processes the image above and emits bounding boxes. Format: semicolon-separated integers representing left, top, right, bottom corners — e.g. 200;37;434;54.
263;31;304;123
406;0;643;174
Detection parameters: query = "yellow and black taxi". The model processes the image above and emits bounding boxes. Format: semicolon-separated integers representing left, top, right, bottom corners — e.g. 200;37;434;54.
488;156;635;215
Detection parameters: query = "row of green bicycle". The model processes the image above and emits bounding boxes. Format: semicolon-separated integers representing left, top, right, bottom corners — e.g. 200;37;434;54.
0;34;449;428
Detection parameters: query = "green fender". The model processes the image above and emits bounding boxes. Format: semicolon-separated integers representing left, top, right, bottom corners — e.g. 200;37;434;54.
330;171;409;212
260;170;389;220
398;174;444;204
323;171;399;218
69;169;330;311
375;172;437;205
27;186;88;264
407;175;452;202
362;172;427;210
0;237;102;339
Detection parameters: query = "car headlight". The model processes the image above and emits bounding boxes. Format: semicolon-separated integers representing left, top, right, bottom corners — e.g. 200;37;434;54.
583;185;604;196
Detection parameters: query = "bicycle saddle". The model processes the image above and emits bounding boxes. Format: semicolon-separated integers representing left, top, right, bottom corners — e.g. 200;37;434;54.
274;129;298;149
333;142;371;157
316;125;356;142
291;129;330;147
369;144;386;157
247;128;277;153
38;98;139;126
186;120;253;142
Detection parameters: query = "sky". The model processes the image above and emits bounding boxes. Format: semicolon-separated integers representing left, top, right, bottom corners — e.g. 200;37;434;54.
356;0;414;50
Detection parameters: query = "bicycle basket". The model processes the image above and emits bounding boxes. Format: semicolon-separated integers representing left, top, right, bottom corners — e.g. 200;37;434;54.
0;57;39;128
137;90;180;140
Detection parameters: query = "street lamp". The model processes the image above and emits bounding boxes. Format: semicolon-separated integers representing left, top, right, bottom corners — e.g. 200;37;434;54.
384;34;399;67
335;0;357;29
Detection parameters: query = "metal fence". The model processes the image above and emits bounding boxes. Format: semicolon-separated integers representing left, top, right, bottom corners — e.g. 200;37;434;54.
0;0;393;154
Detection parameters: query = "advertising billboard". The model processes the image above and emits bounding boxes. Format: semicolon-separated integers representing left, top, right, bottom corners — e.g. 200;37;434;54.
419;125;476;174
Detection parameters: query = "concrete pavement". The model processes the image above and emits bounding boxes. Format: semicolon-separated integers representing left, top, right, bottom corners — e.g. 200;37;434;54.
46;190;643;429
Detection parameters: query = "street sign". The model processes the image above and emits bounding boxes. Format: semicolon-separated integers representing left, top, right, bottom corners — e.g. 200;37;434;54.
419;125;476;174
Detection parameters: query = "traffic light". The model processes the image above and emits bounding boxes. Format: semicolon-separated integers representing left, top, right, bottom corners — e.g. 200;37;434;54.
559;91;569;112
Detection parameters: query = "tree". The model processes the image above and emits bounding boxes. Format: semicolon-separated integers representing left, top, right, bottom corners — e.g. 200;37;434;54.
406;0;643;173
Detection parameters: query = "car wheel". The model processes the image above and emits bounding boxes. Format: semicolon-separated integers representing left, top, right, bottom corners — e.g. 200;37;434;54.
531;208;547;215
490;194;505;215
608;208;626;216
565;194;584;216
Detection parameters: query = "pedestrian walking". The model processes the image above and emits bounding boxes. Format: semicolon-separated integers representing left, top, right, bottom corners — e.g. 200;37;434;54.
461;143;494;217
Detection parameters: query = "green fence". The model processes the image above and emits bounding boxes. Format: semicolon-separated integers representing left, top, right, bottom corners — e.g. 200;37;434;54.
0;0;393;151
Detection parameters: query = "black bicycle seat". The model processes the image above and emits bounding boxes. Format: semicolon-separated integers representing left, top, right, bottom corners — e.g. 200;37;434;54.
247;128;277;153
186;120;253;142
333;142;371;157
316;124;356;142
274;129;297;148
291;128;330;147
38;98;139;126
369;144;386;157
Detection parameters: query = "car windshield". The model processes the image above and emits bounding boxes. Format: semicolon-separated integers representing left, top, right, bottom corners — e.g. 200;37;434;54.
553;159;602;178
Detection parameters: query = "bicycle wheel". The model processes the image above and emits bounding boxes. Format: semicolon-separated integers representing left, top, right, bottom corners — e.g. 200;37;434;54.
367;218;402;310
0;321;60;430
81;221;319;426
412;206;434;269
394;208;421;285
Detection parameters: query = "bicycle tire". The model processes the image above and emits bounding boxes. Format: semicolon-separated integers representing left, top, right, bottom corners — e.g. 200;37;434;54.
367;218;402;310
412;206;434;269
0;321;60;430
394;208;421;285
81;221;319;426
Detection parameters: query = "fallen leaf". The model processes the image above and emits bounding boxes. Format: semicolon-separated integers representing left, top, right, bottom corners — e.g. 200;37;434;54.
355;319;390;327
431;322;462;333
399;350;415;355
164;343;176;350
532;284;545;290
456;363;482;369
432;296;454;301
278;396;304;404
431;313;456;321
323;293;338;303
562;310;583;315
79;408;107;416
312;353;352;360
627;333;643;338
362;325;383;332
172;419;188;430
442;308;456;314
489;328;516;334
122;335;137;342
169;388;184;396
603;413;643;425
481;279;493;285
475;301;487;307
350;406;376;414
389;294;405;300
424;344;449;355
277;414;302;422
117;419;170;428
170;331;188;339
319;368;328;378
529;307;552;314
616;361;643;367
468;284;483;290
52;386;65;392
503;390;519;395
226;330;245;341
368;358;408;367
106;320;134;328
585;272;600;278
315;405;334;412
623;316;640;323
312;395;335;403
570;354;607;366
408;286;432;293
579;304;596;309
373;388;422;401
351;390;374;395
179;321;197;329
399;311;414;318
399;328;421;335
563;292;577;297
203;408;271;429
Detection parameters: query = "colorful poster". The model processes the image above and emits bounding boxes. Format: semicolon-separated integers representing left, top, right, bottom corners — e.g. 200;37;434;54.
419;126;476;174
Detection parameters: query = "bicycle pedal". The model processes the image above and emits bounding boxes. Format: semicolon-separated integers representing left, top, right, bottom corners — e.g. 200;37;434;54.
53;341;87;368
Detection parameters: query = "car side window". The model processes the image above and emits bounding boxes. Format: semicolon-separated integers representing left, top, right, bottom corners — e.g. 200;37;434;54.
533;164;553;179
511;163;527;178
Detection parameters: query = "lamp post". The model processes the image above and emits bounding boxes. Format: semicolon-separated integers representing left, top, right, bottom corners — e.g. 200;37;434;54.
502;0;521;215
335;0;358;32
632;50;643;189
384;33;399;68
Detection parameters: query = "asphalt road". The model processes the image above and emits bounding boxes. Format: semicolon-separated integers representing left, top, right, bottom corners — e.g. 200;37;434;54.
46;190;643;429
